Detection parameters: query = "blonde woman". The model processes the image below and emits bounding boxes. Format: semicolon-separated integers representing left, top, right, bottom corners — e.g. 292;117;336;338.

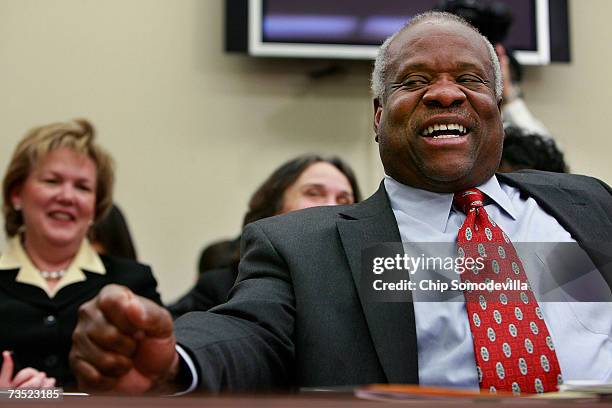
0;119;161;386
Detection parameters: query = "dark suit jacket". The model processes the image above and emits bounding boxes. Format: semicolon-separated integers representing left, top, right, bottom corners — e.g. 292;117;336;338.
174;171;612;391
0;254;161;386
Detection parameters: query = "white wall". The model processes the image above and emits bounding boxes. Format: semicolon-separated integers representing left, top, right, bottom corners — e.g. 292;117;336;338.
1;0;610;302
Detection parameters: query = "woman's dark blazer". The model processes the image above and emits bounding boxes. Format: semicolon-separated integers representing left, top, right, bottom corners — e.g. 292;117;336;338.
0;254;161;387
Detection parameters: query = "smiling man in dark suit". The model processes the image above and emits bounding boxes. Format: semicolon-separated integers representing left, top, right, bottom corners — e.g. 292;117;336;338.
70;12;612;394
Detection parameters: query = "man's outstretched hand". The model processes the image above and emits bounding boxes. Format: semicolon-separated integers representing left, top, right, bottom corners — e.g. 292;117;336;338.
70;284;179;394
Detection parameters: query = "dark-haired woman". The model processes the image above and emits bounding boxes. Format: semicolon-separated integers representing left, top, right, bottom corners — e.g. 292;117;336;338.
169;154;361;317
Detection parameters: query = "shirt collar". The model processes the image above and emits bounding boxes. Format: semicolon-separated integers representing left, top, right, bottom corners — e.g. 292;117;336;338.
477;175;518;220
384;174;518;232
0;236;106;298
384;175;455;232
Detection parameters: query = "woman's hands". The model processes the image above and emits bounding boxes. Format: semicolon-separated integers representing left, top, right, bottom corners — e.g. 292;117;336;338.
0;351;56;388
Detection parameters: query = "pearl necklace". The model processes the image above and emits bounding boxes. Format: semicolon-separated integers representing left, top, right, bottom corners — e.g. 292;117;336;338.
40;270;66;280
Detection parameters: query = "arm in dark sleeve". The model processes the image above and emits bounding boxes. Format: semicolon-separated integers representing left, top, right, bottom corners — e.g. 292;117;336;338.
173;222;296;391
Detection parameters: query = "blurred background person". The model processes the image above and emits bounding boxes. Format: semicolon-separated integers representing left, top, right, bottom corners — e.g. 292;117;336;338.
90;203;138;260
169;154;361;318
196;238;240;277
168;238;241;318
437;0;551;136
499;126;568;173
0;119;162;386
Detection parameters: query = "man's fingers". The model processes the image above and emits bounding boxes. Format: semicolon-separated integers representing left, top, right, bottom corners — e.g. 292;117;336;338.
70;358;119;392
125;297;174;338
94;284;143;336
95;285;173;339
0;351;14;385
76;295;138;358
86;284;174;341
71;287;138;391
71;284;175;393
86;316;138;356
70;331;133;377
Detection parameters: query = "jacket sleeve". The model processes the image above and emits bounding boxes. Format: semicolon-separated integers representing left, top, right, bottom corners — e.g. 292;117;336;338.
173;221;296;391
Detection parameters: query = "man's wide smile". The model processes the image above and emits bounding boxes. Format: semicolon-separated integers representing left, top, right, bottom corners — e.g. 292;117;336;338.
421;122;469;139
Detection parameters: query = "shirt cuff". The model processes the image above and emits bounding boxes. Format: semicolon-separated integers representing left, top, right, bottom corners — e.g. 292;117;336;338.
173;344;199;395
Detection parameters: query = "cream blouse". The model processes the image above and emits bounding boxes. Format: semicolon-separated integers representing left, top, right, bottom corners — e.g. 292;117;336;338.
0;236;106;298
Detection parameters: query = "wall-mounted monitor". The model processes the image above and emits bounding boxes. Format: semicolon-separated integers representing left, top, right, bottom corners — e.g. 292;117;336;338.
225;0;570;65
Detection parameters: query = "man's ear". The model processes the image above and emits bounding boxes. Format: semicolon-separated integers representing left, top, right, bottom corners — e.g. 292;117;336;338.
373;97;383;143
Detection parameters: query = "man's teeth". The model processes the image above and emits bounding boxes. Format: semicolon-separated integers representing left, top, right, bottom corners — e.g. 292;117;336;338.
421;123;468;136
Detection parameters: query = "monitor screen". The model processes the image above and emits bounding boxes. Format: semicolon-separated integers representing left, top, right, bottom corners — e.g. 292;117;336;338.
248;0;551;65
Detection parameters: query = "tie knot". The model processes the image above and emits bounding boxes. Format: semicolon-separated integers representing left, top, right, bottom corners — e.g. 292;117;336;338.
453;189;485;214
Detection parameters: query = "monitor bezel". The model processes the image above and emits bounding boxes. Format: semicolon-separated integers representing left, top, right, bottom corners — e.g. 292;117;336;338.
247;0;551;65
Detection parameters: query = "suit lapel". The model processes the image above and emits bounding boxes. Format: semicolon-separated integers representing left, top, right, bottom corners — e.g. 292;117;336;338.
336;184;419;384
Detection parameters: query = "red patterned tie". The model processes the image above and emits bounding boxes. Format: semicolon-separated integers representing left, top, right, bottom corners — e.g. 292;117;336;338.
454;189;562;395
